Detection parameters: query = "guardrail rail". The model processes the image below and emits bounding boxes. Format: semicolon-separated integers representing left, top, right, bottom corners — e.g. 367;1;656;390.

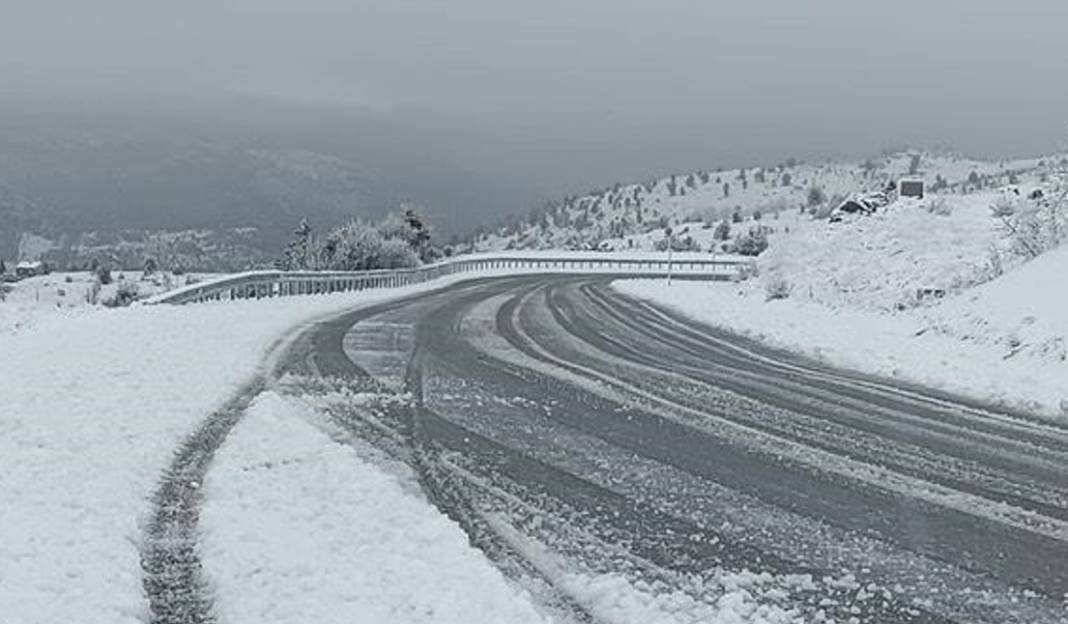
149;253;754;305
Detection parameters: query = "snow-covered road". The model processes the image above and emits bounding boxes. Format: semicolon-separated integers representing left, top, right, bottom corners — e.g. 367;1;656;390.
5;271;1067;624
278;275;1068;623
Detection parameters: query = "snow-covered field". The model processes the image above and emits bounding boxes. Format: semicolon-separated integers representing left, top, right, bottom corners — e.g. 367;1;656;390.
0;274;545;624
0;271;215;336
615;237;1068;419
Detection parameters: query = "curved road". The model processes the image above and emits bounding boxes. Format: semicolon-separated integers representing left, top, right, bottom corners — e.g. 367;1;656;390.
284;274;1068;623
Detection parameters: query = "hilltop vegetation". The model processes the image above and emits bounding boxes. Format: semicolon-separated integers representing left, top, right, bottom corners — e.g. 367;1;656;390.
474;150;1065;257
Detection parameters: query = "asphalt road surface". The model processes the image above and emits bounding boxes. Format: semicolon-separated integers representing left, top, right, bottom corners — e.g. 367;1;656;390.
284;274;1068;624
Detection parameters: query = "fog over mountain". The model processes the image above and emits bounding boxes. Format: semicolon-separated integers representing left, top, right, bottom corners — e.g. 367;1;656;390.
2;1;1067;264
0;95;535;257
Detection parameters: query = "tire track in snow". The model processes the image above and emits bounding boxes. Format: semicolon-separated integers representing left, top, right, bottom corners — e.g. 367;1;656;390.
141;378;264;624
137;278;511;624
279;279;600;624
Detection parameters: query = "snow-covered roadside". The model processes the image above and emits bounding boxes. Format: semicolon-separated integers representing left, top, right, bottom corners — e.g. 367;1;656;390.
199;392;550;624
0;271;505;624
614;246;1068;418
0;271;217;336
202;392;802;624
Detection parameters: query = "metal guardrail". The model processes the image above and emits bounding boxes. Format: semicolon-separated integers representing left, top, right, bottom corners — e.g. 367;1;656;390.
150;254;753;305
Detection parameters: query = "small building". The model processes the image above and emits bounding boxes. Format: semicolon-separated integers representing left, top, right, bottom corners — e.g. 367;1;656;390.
899;179;925;199
15;260;45;279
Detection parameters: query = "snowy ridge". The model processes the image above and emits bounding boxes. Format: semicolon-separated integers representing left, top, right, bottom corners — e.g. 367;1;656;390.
477;150;1064;253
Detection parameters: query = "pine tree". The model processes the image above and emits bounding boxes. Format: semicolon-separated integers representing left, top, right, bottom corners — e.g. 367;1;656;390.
278;219;313;270
713;219;731;241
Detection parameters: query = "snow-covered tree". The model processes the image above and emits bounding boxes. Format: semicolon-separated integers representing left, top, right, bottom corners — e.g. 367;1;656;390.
277;219;314;270
734;229;769;256
318;219;419;271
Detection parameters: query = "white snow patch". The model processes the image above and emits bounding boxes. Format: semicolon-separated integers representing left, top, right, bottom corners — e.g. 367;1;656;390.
559;572;798;624
199;391;551;624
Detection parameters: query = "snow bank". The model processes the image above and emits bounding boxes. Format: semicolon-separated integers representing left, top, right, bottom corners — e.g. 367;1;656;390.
614;246;1068;418
0;276;485;624
559;572;796;624
934;242;1068;362
199;392;550;624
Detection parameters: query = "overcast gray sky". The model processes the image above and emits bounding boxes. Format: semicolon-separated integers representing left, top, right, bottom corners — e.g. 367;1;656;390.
2;0;1067;193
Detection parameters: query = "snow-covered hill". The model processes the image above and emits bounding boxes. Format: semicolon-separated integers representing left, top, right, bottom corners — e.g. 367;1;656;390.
476;150;1064;254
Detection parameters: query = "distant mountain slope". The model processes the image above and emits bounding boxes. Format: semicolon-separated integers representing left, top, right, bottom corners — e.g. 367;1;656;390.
0;101;536;270
474;151;1063;252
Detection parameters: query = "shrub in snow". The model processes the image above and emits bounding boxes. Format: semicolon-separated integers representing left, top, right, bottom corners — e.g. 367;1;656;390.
812;202;835;219
993;174;1067;260
676;236;698;251
95;265;113;285
983;244;1005;279
989;195;1017;217
103;281;141;308
713;219;732;241
734;229;769;256
806;185;826;207
1002;202;1066;259
764;275;792;300
926;196;952;216
732;262;757;282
